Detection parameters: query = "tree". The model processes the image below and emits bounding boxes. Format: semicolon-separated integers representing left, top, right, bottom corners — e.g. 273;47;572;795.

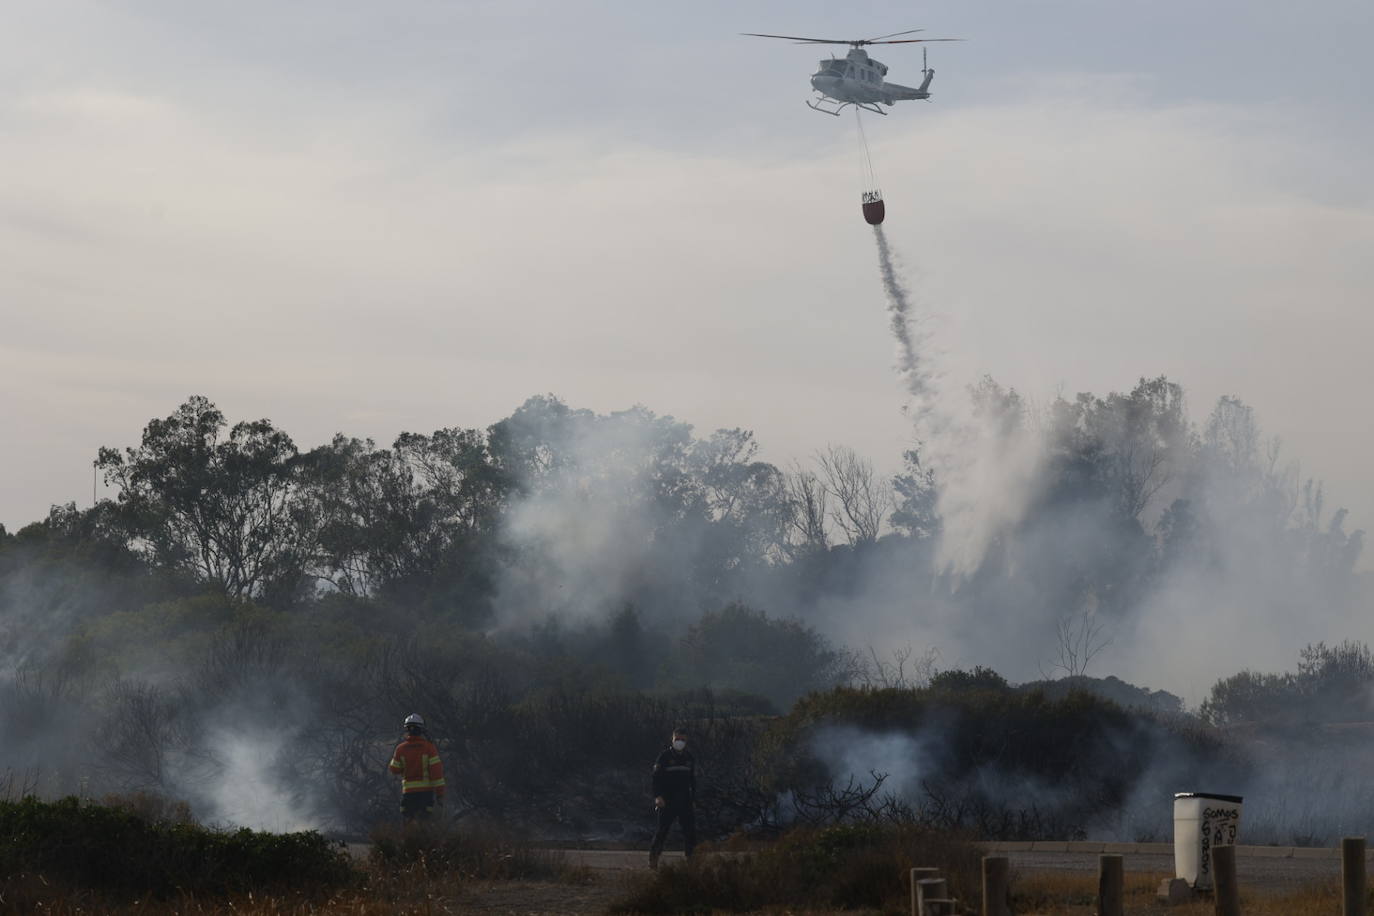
486;394;596;488
1045;602;1111;679
1199;642;1374;729
689;429;791;568
1097;377;1189;520
299;427;507;608
1043;376;1190;524
604;603;655;689
298;435;415;596
394;427;509;535
851;644;939;689
784;465;830;553
1296;640;1374;718
660;604;847;709
97;396;310;602
1199;669;1296;728
816;445;891;545
890;447;940;539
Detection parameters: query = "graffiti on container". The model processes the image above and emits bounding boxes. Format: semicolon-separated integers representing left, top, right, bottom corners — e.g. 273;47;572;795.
1198;806;1241;879
1206;806;1241;845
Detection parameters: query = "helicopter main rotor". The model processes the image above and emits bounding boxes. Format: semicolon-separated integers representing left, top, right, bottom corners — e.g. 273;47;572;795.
740;29;963;48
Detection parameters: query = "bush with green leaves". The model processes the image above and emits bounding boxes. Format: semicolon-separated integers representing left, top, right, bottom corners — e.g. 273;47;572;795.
0;796;357;899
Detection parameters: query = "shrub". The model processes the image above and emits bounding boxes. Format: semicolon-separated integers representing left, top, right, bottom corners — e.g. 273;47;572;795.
611;823;983;913
0;796;356;899
658;604;848;709
99;789;195;825
756;684;1228;840
930;666;1011;693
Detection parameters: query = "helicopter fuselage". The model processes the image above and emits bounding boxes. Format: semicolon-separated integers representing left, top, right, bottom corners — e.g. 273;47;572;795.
809;48;932;114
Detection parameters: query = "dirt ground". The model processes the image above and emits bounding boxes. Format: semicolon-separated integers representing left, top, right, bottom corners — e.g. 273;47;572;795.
443;876;635;915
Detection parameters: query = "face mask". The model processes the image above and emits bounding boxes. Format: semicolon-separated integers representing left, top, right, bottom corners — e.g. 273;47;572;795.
673;739;686;751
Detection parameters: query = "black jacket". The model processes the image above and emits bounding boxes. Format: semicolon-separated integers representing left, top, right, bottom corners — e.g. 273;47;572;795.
651;747;696;802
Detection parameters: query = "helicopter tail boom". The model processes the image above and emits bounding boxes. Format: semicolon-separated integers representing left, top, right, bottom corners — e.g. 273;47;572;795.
882;68;933;102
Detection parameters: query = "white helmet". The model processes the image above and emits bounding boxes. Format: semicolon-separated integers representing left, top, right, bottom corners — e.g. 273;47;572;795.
403;713;425;729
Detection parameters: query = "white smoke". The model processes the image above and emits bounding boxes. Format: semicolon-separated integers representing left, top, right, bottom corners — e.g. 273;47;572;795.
197;722;324;832
873;225;1045;575
810;724;931;796
492;406;697;629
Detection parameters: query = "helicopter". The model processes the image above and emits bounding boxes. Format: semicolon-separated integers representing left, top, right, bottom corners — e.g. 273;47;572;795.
742;29;962;116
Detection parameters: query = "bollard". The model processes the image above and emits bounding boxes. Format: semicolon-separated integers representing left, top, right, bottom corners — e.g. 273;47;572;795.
1343;837;1366;916
1097;854;1124;916
1210;844;1240;916
916;877;948;916
909;868;940;916
982;855;1010;916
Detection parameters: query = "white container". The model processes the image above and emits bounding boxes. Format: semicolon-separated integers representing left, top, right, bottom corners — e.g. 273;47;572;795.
1173;792;1243;889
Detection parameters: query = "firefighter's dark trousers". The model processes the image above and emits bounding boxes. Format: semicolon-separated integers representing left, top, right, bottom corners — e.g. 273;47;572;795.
650;798;695;859
401;790;437;823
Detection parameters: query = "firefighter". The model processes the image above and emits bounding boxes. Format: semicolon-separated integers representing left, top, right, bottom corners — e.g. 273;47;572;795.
388;713;446;823
649;727;696;868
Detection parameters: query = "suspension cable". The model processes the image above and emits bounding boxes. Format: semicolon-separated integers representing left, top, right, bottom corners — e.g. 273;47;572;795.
854;107;879;192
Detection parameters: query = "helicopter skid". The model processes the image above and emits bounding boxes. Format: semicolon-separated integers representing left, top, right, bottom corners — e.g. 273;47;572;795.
806;96;887;117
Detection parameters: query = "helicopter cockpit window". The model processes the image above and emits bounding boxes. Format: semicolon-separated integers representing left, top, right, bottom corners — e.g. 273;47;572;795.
817;60;847;77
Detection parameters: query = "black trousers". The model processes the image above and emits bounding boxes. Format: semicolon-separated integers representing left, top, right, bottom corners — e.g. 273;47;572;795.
650;798;695;857
401;790;437;822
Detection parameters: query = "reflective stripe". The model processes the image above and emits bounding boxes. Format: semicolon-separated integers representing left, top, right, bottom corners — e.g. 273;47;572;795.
423;755;443;788
392;739;447;795
664;766;692;772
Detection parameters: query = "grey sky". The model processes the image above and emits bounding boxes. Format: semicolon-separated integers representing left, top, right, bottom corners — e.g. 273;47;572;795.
3;0;1372;557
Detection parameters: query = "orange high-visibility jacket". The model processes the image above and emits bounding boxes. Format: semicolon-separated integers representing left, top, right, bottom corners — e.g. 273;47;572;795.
388;735;446;796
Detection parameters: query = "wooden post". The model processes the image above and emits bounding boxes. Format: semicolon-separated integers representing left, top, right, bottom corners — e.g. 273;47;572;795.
1343;837;1366;916
1210;844;1240;916
1097;854;1124;916
982;855;1010;916
909;868;939;916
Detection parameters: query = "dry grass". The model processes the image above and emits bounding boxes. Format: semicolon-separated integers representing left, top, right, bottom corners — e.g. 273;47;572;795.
1011;868;1346;915
610;824;985;913
3;849;1358;914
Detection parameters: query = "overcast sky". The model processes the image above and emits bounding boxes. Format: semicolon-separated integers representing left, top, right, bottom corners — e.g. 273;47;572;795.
3;0;1372;552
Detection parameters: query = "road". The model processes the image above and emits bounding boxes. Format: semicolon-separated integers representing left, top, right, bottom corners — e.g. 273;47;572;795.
988;842;1349;893
553;842;1353;891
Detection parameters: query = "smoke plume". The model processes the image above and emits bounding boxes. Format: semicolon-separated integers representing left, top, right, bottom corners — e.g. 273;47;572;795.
873;225;1045;575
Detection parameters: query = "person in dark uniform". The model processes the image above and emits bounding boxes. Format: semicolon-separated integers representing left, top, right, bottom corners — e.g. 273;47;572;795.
649;727;696;868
